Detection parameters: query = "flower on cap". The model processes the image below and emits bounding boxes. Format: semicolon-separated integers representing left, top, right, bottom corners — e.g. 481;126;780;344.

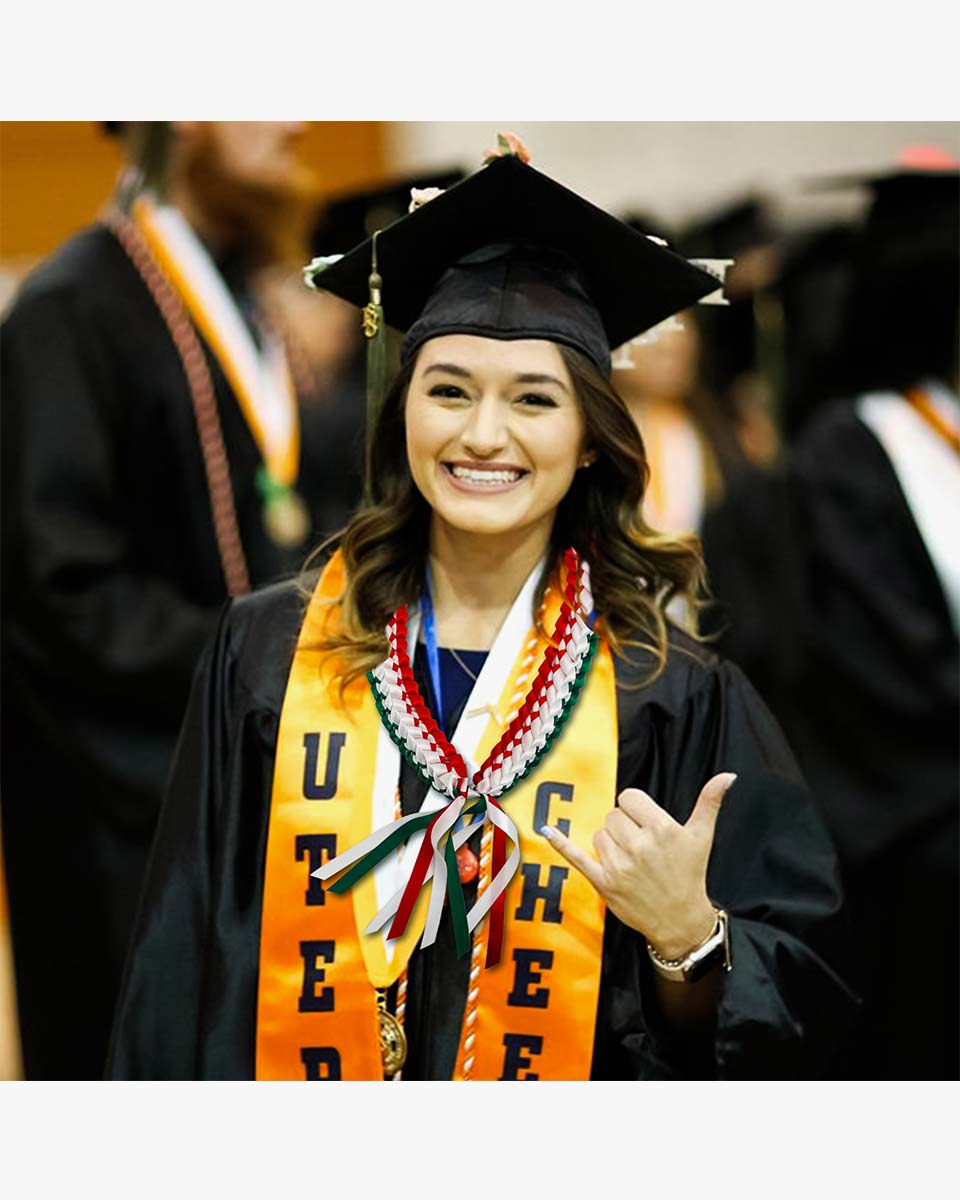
408;186;446;212
482;132;532;165
302;254;344;289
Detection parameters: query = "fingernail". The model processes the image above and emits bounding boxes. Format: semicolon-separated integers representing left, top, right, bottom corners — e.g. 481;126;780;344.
539;825;557;841
722;773;738;792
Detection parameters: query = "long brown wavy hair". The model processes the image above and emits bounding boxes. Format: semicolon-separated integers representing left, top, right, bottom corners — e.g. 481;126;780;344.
305;342;707;686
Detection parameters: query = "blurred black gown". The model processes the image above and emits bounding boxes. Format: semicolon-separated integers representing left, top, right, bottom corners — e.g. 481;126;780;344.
702;399;959;1078
0;224;364;1079
107;578;858;1080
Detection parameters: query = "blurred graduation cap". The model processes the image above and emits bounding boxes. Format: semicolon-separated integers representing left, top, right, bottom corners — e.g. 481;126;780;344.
677;197;773;260
775;223;859;436
804;146;958;250
310;166;467;257
805;145;959;193
671;198;778;401
808;148;959;397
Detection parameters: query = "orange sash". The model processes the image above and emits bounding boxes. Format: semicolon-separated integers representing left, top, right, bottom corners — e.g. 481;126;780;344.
256;551;617;1079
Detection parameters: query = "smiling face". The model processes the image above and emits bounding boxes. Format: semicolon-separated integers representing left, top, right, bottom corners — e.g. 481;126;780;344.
405;335;588;542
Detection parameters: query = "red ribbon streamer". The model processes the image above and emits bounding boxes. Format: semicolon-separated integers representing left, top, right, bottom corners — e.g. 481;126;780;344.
485;802;508;968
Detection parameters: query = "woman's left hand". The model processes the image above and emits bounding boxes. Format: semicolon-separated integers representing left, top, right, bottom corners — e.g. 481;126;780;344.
541;772;737;960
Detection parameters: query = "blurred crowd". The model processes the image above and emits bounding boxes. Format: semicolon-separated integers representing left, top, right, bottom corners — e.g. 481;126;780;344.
1;122;957;1081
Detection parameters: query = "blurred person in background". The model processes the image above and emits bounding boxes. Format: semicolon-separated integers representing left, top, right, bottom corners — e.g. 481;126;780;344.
616;208;779;538
696;219;858;702
702;151;959;1078
0;121;364;1079
773;222;858;441
614;309;732;535
676;199;782;472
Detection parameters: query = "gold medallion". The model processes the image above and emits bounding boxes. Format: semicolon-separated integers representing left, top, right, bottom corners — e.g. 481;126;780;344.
374;988;405;1075
378;1005;407;1077
263;489;311;548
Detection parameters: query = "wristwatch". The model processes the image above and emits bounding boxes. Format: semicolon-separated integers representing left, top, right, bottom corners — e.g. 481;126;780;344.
647;908;732;983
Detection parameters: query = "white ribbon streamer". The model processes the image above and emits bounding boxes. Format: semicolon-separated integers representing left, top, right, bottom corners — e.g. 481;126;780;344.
466;800;522;932
312;809;431;881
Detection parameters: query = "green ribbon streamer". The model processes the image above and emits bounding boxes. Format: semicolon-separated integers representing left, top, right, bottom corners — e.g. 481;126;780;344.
326;811;435;895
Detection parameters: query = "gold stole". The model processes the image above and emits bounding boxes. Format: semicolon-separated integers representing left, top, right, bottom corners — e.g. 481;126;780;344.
256;551;617;1080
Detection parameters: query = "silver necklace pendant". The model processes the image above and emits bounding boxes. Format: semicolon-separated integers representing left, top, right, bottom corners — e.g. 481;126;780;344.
448;646;480;683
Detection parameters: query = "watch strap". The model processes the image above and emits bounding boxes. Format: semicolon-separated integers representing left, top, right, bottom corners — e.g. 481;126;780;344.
647;908;732;983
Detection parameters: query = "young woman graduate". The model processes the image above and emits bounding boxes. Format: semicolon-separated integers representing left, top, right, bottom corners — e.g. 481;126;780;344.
108;142;857;1081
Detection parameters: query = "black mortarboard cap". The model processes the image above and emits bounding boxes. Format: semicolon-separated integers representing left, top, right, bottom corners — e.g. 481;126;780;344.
306;155;720;377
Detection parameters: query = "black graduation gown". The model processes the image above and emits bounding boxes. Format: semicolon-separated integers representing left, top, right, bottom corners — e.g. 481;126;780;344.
0;224;363;1080
107;577;858;1080
701;401;960;1078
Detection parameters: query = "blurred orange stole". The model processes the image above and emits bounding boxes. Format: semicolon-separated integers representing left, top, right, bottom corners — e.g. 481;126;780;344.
256;550;616;1080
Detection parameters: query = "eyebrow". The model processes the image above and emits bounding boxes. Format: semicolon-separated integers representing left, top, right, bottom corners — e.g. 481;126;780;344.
515;372;571;394
423;363;571;394
424;363;473;379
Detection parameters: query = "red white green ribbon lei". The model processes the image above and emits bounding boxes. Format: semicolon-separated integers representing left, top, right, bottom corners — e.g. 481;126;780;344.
315;549;597;967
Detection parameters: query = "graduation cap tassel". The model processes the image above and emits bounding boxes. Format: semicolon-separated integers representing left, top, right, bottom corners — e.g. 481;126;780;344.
362;230;386;505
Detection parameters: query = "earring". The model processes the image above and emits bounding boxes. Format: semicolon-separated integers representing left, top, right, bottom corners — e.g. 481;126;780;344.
579;454;596;469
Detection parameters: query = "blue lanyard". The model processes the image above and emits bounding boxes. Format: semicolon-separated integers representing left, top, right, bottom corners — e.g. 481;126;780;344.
422;569;476;837
420;568;444;721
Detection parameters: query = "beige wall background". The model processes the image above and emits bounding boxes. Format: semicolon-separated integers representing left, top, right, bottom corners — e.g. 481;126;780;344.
387;121;960;228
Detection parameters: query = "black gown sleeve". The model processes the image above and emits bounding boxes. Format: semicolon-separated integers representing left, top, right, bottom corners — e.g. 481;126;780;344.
618;655;859;1079
1;280;217;713
105;584;297;1080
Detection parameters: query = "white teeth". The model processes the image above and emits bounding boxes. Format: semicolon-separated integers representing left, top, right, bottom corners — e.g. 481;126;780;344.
449;466;523;485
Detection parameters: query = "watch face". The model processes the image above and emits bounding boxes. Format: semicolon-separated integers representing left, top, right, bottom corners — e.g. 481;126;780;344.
685;936;727;983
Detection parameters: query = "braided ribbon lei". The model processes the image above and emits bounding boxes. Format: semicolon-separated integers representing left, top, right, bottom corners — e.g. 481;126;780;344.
315;550;597;968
